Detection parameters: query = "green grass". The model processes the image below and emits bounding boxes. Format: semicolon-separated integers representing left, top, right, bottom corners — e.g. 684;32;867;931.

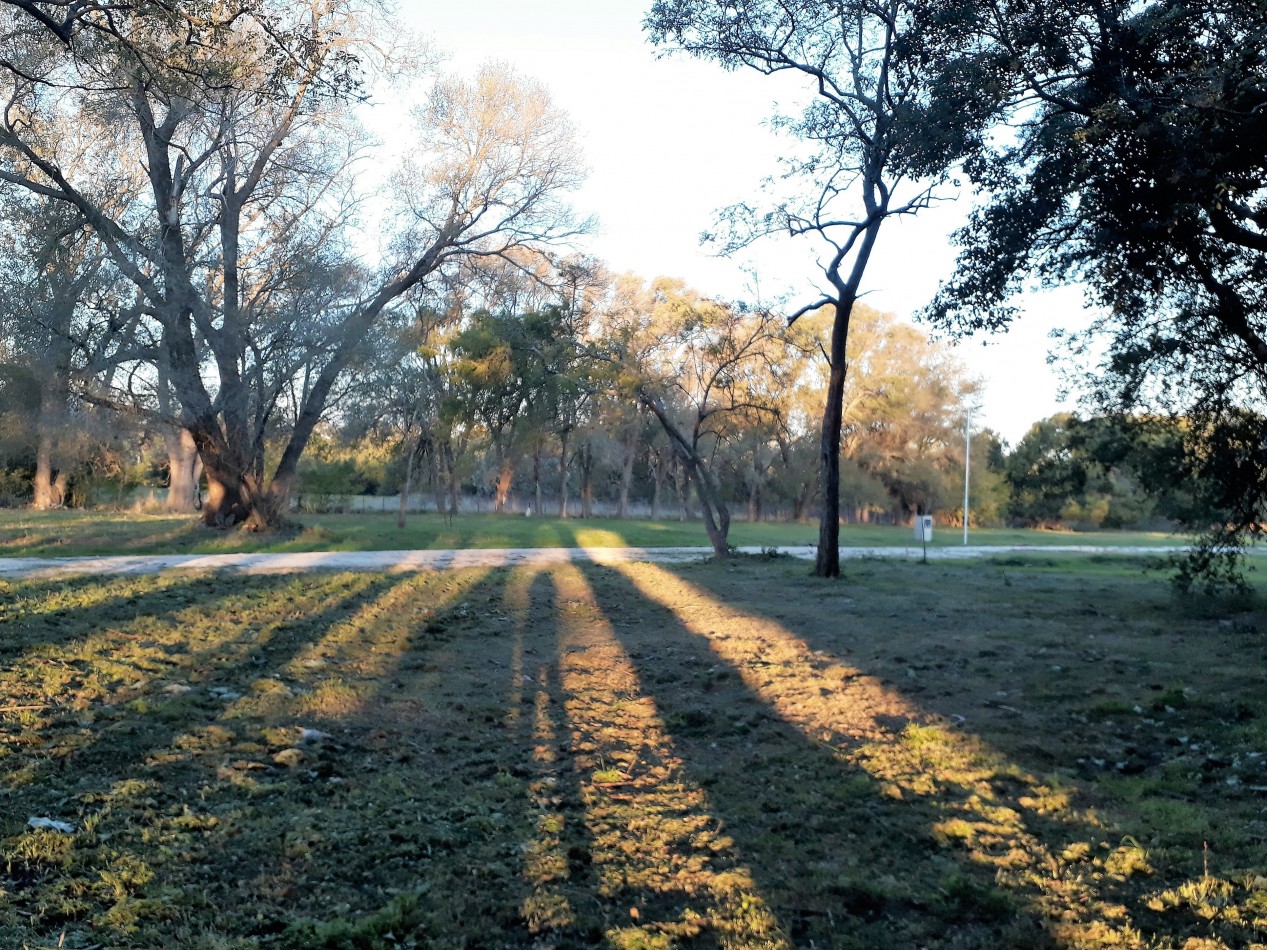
0;556;1264;947
0;508;1185;559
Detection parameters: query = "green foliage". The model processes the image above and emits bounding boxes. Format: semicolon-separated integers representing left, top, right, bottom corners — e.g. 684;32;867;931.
922;0;1267;583
297;458;367;512
1000;413;1224;535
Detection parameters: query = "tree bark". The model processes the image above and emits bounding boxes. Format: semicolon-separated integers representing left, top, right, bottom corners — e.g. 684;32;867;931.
532;446;543;515
163;427;202;512
32;401;58;510
815;212;885;578
494;449;513;513
747;478;761;523
432;444;446;515
617;435;637;519
557;428;571;519
579;441;594;518
398;432;426;529
651;450;668;520
675;461;691;522
31;338;71;510
444;442;460;515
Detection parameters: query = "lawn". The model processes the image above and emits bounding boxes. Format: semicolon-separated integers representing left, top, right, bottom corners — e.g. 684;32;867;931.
0;509;1185;559
1;555;1264;948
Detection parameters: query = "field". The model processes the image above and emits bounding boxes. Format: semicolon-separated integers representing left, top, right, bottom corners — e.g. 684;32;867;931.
2;551;1265;948
0;509;1184;559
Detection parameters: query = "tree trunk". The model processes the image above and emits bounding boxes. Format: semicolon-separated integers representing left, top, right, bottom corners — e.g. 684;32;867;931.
651;453;667;520
638;390;731;558
579;442;594;518
31;370;67;510
683;462;731;558
164;427;203;512
430;443;446;514
495;450;513;513
815;213;884;578
202;470;253;528
32;428;57;509
444;442;460;515
533;446;543;515
398;440;418;530
675;460;691;522
747;475;761;523
617;436;636;519
558;428;570;519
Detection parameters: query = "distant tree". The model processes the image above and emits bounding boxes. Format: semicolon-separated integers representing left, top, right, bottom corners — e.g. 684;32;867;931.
595;278;788;556
1004;415;1089;528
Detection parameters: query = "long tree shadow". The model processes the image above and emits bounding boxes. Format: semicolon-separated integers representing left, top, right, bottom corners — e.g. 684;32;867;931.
0;570;461;947
123;566;538;945
539;561;793;948
0;571;318;795
579;560;1128;949
604;556;1267;948
1;573;414;792
284;564;619;947
10;555;1246;948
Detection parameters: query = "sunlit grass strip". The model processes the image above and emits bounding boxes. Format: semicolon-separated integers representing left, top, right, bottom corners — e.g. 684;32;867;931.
547;562;788;948
0;573;187;626
277;570;492;718
499;565;580;934
607;561;1174;945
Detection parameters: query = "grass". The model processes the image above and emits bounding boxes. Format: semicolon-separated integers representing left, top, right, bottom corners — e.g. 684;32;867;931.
1;555;1265;947
0;508;1185;559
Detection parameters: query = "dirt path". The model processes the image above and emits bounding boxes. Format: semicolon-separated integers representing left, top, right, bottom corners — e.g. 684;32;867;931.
0;543;1190;579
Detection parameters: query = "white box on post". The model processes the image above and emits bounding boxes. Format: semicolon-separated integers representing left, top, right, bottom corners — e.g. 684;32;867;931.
914;515;934;543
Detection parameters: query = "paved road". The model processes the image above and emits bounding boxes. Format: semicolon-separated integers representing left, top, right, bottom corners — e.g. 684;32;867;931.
0;544;1189;579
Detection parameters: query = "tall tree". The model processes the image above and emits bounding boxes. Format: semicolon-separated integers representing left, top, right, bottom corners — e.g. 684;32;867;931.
647;0;976;576
921;0;1267;578
0;5;586;528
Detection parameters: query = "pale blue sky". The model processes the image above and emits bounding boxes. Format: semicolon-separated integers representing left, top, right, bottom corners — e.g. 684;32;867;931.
385;1;1088;443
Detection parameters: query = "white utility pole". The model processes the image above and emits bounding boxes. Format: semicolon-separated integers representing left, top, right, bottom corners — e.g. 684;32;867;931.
963;413;971;546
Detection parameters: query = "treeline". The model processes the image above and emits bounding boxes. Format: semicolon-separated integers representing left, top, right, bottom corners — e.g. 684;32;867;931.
1001;413;1234;532
0;262;989;533
0;240;1240;542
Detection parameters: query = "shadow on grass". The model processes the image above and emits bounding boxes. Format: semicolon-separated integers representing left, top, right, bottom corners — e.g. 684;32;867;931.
0;574;410;797
8;558;1253;949
580;561;1079;948
654;555;1267;948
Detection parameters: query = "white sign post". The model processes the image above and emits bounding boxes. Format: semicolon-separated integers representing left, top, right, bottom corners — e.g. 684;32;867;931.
914;514;933;563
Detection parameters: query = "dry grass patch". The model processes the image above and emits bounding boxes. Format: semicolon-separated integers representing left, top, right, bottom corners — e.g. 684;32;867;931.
0;556;1263;948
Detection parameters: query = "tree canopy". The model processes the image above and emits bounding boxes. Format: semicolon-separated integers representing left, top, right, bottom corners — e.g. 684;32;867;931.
922;0;1267;577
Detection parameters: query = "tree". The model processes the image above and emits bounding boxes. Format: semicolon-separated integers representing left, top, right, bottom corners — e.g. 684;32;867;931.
0;5;586;528
647;0;976;576
0;0;250;47
921;0;1267;579
596;277;788;556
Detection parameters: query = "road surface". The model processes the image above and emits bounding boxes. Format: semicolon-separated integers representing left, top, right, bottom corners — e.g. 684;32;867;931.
0;544;1188;579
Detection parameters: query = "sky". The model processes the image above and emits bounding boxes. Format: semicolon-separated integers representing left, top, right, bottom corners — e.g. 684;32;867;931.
381;0;1092;445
